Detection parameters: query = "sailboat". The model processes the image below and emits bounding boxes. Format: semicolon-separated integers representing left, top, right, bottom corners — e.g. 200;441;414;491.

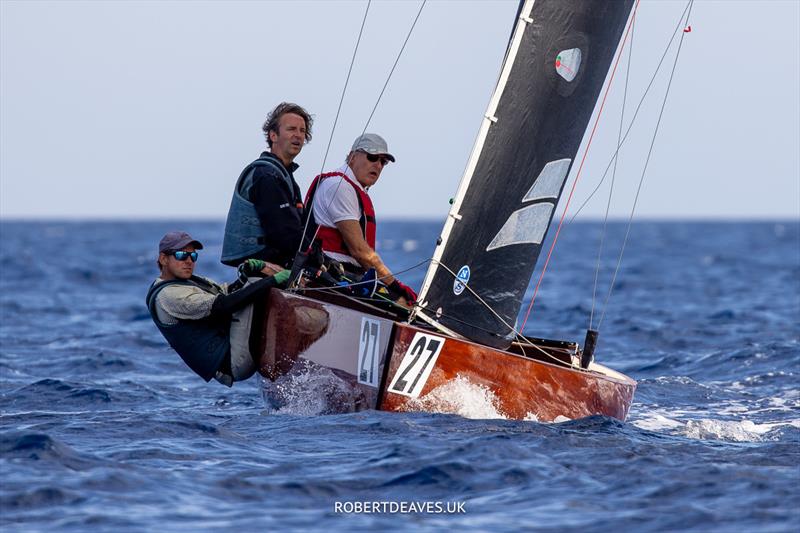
257;0;639;421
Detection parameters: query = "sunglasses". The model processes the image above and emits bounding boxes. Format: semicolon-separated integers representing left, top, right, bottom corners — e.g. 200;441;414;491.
362;152;391;167
171;251;198;262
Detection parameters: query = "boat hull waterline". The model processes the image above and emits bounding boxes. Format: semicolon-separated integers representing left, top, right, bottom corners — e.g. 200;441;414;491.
258;290;635;422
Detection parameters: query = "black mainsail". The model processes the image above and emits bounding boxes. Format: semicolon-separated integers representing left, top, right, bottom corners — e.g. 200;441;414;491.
416;0;635;348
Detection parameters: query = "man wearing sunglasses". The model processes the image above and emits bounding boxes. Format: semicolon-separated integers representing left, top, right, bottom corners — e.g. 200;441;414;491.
221;102;313;270
147;231;289;387
303;133;417;304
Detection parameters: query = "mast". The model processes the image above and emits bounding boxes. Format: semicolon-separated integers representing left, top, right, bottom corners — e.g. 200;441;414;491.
415;0;635;348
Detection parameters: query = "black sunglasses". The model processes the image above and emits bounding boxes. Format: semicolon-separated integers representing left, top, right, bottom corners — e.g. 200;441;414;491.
171;251;198;262
362;152;391;166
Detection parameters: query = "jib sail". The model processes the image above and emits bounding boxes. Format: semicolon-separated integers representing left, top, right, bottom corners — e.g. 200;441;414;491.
416;0;635;348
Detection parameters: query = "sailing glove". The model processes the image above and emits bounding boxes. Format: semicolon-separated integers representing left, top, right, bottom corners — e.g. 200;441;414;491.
240;259;267;276
273;269;291;286
389;279;417;304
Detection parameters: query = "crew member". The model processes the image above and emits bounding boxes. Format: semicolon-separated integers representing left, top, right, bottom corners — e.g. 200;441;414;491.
303;133;417;303
147;231;289;386
221;102;313;268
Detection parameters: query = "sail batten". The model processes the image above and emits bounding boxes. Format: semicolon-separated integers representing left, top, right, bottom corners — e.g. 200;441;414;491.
417;0;538;308
416;0;636;348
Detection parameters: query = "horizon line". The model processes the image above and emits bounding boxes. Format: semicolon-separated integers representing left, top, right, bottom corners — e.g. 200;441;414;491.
1;215;798;223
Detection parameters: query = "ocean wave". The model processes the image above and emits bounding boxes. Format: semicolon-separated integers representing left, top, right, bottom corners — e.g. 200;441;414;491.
0;432;101;470
0;487;85;511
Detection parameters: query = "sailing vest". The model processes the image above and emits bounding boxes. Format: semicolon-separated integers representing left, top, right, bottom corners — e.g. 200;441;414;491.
221;156;293;266
304;172;376;256
146;276;231;382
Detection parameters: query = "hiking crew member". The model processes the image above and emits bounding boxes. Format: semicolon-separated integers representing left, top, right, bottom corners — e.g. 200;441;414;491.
147;231;289;386
304;133;417;304
221;102;313;269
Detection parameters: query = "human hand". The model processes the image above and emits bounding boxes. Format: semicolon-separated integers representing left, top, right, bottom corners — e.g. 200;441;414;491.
273;269;291;286
240;259;266;276
389;279;417;304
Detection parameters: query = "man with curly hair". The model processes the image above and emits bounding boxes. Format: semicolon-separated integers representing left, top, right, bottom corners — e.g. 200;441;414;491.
221;102;313;270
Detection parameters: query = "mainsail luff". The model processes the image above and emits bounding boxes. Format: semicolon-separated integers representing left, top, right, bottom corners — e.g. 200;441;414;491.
416;0;635;348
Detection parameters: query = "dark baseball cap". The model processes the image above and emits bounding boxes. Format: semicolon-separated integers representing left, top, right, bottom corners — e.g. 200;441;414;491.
158;231;204;253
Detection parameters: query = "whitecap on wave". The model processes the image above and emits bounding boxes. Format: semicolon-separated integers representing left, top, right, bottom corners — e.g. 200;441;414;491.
631;406;800;442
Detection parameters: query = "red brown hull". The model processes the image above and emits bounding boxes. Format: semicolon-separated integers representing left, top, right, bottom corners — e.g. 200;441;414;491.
258;290;635;422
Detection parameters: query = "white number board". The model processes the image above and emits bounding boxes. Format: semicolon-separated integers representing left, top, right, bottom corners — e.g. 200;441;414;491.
388;332;445;398
357;318;381;387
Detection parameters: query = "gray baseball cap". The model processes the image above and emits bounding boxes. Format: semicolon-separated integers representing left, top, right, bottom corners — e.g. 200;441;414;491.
159;231;204;253
351;133;395;162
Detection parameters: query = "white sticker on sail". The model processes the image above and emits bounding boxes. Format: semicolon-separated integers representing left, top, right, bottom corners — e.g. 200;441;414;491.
555;48;582;82
485;203;554;251
453;265;470;296
388;332;446;398
522;159;571;202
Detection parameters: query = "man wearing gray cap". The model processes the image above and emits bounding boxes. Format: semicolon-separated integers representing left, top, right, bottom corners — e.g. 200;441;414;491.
302;133;417;304
146;231;289;387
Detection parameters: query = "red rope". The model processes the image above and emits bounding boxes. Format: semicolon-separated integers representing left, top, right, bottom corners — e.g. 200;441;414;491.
520;0;641;332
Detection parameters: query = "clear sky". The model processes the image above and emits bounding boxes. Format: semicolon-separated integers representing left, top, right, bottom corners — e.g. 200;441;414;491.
1;0;798;220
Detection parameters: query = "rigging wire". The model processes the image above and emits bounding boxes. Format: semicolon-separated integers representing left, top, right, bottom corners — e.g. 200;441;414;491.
519;0;642;333
590;9;636;330
596;0;694;331
360;0;427;135
410;0;689;357
419;259;580;369
286;0;687;368
294;0;427;261
295;0;371;259
290;246;581;369
317;1;371;180
566;0;693;225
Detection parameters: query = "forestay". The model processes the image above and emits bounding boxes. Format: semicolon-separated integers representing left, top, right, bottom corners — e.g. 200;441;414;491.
416;0;635;348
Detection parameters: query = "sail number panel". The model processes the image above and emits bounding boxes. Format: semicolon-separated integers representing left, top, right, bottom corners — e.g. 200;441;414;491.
358;318;381;387
388;332;445;398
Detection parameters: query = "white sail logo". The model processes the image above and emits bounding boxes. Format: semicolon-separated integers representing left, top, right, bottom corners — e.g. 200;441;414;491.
555;48;582;82
486;159;571;251
453;265;470;295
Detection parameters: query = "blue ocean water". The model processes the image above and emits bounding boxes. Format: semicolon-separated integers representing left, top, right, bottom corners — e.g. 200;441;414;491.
1;220;798;532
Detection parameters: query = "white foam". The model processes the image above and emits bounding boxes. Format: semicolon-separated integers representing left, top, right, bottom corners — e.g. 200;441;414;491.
260;363;361;416
683;419;779;441
630;412;684;432
631;404;800;442
402;374;507;420
401;376;584;424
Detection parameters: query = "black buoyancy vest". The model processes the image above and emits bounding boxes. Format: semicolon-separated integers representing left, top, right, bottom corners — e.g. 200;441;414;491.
145;276;231;382
221;156;293;266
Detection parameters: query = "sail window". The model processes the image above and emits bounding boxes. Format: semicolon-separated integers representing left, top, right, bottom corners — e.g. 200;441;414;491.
521;159;571;202
555;48;582;82
486;203;555;251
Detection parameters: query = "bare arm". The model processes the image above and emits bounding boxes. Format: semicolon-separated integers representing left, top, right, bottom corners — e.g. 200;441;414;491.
335;220;395;285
